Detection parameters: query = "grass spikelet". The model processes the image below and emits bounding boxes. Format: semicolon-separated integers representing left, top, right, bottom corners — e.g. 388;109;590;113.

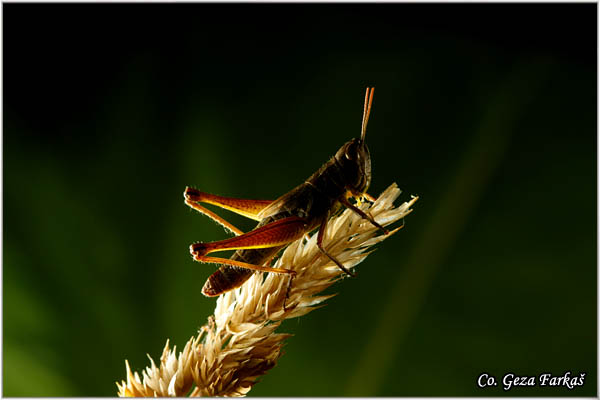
117;183;418;397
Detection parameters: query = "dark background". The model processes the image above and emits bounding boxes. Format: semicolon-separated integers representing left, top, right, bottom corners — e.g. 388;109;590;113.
3;4;596;397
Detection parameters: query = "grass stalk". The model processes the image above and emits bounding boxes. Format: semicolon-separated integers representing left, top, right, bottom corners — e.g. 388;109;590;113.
117;183;417;397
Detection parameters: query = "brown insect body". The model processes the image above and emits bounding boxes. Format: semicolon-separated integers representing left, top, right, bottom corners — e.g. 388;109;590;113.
185;88;385;298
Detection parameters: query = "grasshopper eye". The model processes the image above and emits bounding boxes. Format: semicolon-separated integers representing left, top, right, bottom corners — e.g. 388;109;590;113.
344;142;358;160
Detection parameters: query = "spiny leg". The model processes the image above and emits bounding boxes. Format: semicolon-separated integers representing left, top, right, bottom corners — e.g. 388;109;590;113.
185;198;244;236
184;187;273;220
195;255;297;276
316;211;356;277
340;196;389;235
184;187;273;236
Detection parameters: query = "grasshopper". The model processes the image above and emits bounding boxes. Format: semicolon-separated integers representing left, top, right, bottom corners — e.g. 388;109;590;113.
184;87;388;298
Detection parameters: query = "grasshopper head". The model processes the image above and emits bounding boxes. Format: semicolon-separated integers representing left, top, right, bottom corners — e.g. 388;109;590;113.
335;138;372;196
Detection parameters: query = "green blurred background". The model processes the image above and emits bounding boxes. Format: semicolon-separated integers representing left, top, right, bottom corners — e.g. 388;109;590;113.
4;4;596;397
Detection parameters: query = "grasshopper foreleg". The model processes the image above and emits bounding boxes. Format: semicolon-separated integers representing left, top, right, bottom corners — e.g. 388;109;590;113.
317;212;356;277
340;196;389;235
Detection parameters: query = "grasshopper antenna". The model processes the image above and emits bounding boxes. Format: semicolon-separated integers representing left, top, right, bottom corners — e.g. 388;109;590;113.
361;87;375;141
